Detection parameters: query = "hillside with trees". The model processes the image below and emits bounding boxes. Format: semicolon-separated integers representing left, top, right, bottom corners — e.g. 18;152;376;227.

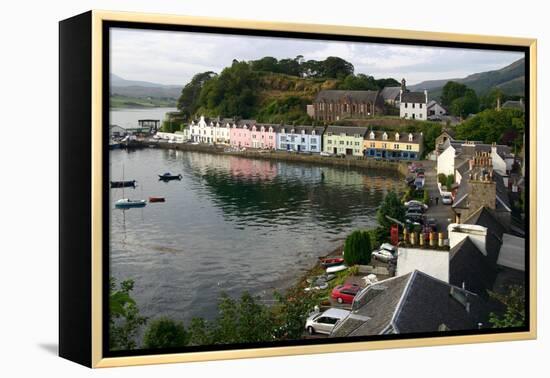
176;56;399;124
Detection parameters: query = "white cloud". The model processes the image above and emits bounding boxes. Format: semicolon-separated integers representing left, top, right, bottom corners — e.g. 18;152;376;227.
110;28;524;86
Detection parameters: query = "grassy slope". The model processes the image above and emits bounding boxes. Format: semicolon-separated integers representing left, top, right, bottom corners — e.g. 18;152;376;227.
110;95;176;108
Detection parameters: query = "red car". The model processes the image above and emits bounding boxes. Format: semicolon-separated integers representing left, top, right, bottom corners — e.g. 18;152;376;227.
331;283;362;304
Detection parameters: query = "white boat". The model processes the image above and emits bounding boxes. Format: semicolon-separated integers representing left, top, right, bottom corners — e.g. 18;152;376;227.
326;264;347;274
115;198;147;209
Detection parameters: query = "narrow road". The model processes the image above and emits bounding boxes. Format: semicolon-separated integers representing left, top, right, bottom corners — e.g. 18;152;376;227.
422;161;454;234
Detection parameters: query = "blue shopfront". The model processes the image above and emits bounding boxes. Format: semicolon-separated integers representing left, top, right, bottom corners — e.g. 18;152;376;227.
365;148;418;160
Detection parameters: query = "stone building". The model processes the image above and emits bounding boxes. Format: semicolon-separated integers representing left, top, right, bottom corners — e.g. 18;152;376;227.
311;90;385;121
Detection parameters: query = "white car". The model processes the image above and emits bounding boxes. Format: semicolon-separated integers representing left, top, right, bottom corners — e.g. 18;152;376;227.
320;151;332;157
404;200;429;210
441;193;453;205
305;308;350;335
372;249;395;263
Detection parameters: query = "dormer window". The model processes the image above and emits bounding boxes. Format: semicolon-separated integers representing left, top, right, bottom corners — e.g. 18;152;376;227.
281;128;285;134
408;133;413;142
311;130;316;135
301;130;305;135
382;132;388;140
395;132;400;141
369;131;375;140
268;127;273;133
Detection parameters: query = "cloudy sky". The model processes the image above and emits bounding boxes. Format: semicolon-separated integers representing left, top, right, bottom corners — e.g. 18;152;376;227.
110;28;524;86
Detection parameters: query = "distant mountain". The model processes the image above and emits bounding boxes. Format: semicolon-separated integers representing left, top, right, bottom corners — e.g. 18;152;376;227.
410;58;525;99
110;74;183;100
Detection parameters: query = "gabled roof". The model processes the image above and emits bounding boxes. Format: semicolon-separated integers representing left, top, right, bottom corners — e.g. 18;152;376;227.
502;100;525;111
380;86;401;101
450;142;512;160
330;271;490;337
401;91;427;104
365;130;423;143
324;126;369;137
315;90;381;103
449;237;497;296
463;207;504;266
278;125;325;135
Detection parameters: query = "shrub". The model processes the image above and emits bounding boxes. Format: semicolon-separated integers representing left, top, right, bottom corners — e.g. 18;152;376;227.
438;173;447;186
423;189;430;205
143;317;188;349
344;230;373;265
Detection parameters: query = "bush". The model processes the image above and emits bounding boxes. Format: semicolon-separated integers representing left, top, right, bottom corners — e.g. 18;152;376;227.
438;173;447;186
143;317;188;349
348;265;360;276
446;174;455;189
344;230;373;265
423;189;430;205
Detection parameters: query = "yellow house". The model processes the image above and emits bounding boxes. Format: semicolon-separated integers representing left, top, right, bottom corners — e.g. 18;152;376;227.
323;126;368;156
363;131;423;160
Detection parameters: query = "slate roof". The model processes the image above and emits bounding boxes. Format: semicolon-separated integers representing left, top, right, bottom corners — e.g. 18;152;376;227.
400;91;427;104
364;130;423;144
324;126;369;137
449;237;497;297
463;207;504;266
330;271;490;336
278;125;325;135
450;142;512;160
452;172;511;215
315;90;381;103
380;86;401;101
393;271;489;333
502;100;525;111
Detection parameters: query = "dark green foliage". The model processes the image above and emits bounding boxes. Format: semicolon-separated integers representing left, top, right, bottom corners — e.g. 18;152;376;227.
403;121;441;154
455;108;524;150
441;81;470;107
143;317;188;349
177;71;217;118
160;119;183;133
423;189;430;205
338;74;400;91
343;230;373;265
256;96;313;124
489;285;525;328
377;191;406;232
109;278;147;351
272;289;322;340
442;81;479;117
437;173;455;189
437;173;447;186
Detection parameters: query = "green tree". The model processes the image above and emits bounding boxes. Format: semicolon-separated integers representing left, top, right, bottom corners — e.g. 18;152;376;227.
377;191;406;237
343;230;373;265
177;71;217;119
272;289;321;340
321;56;354;78
441;81;469;107
489;285;525;328
338;74;378;90
143;317;188;349
450;88;479;118
109;278;147;351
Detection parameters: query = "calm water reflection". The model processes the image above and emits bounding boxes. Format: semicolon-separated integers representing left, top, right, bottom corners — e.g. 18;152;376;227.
109;149;402;323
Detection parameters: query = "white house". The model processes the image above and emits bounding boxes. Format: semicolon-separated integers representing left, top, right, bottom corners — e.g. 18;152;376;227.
399;89;428;120
436;141;513;178
396;247;450;282
427;100;447;118
189;116;233;144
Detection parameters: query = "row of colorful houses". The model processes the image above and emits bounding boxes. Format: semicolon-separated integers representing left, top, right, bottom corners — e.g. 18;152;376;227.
187;116;424;160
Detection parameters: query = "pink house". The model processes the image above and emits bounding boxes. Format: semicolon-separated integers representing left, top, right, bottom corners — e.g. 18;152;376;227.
250;124;278;149
230;123;252;148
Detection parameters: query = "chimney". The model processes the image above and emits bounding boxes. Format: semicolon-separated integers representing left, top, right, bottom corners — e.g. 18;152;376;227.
424;89;428;103
429;232;436;247
410;232;416;246
496;96;501;111
419;233;424;246
438;232;444;247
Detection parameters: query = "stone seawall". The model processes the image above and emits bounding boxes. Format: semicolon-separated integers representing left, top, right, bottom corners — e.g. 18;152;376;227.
151;142;410;176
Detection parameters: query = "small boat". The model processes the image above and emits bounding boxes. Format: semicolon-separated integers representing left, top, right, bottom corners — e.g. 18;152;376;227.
158;172;183;181
326;264;348;274
148;196;165;203
110;180;136;188
115;198;147;209
320;257;345;267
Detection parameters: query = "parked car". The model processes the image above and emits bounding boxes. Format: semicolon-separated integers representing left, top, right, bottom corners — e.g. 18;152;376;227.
378;242;396;253
305;308;350;335
441;193;453;205
404;200;429;210
414;177;425;190
331;283;362;304
406;212;425;225
320;151;332;157
407;204;426;213
372;249;396;263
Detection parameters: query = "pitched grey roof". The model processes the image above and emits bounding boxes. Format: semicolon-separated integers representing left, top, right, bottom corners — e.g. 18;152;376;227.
449;237;497;296
451;142;512;160
502;100;525;111
278;125;325;135
401;91;427;104
315;90;381;103
330;271;490;337
364;130;423;143
324;126;368;137
393;271;489;333
463;207;504;266
380;86;401;101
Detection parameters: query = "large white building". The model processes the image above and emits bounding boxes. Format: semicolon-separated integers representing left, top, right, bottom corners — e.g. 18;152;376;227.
189;116;232;145
400;90;428;120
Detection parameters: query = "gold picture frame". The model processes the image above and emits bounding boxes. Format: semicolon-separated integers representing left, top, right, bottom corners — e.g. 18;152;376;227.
59;10;537;368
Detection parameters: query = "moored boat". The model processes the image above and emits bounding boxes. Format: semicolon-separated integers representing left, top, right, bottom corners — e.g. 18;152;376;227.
326;264;347;274
148;196;166;203
110;180;136;188
158;172;183;181
115;198;147;209
320;257;345;267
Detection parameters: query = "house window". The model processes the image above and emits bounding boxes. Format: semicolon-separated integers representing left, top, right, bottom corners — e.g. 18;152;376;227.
327;132;332;136
394;144;399;149
419;113;422;118
311;146;316;150
419;103;423;109
370;142;375;148
406;145;412;150
412;103;415;109
382;143;387;149
355;142;360;146
405;103;408;108
311;139;317;144
301;137;305;143
327;140;332;145
340;141;344;145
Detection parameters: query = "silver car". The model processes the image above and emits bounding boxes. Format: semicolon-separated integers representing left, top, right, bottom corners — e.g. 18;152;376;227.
305;308;350;335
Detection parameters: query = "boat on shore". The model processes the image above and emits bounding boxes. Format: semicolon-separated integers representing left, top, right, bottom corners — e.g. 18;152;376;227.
148;196;166;203
326;264;347;274
320;257;344;267
158;172;183;181
115;198;147;209
110;180;136;188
